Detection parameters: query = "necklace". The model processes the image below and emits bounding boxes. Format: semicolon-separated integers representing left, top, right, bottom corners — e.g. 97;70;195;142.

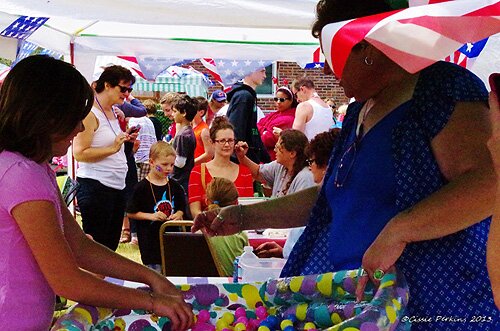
147;175;172;207
95;96;119;136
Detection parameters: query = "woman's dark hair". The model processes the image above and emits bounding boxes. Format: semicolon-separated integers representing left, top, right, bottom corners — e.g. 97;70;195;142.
305;128;340;168
279;129;309;195
311;0;393;38
276;86;298;108
206;177;239;211
94;65;136;93
0;55;93;163
209;116;234;141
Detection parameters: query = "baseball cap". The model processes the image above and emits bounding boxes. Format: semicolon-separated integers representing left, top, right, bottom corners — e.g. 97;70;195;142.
211;90;227;102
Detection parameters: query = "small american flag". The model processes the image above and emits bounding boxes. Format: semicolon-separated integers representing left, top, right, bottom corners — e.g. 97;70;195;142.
205;59;272;86
0;16;48;40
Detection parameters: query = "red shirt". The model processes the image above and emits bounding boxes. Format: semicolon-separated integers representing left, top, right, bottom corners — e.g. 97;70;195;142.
188;164;254;210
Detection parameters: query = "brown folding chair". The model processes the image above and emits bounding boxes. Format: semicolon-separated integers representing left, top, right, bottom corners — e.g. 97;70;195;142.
159;221;225;277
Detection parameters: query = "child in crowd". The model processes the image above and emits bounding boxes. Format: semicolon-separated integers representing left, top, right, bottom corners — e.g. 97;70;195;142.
171;95;197;195
204;177;248;276
0;55;192;330
127;142;186;272
193;96;214;165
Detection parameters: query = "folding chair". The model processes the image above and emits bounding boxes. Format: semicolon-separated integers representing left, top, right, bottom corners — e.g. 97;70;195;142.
159;221;224;277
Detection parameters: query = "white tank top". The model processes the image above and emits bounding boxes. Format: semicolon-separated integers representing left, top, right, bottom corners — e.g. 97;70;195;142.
303;99;335;140
76;107;127;190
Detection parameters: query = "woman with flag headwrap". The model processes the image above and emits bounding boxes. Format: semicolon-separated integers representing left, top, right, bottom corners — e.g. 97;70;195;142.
193;0;500;329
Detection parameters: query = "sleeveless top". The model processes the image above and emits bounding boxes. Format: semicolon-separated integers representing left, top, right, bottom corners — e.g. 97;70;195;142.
77;107;127;190
193;121;209;159
303;98;334;140
282;62;499;330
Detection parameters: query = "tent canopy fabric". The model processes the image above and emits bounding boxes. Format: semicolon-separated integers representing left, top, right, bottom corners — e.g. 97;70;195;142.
0;0;321;80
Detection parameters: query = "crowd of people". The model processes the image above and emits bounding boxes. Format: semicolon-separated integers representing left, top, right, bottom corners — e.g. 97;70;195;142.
0;0;499;329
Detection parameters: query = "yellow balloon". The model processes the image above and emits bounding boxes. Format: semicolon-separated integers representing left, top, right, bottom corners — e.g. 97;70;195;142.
73;307;93;324
296;303;308;321
386;305;397;323
241;284;261;309
289;276;304;293
317;273;333;296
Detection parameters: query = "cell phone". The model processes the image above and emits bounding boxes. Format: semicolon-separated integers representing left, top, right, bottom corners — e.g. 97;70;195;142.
128;124;141;134
489;73;500;93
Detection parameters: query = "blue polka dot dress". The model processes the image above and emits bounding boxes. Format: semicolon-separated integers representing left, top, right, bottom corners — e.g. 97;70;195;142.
282;62;499;331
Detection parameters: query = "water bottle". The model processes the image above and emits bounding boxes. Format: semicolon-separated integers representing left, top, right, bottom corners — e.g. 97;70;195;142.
237;246;258;283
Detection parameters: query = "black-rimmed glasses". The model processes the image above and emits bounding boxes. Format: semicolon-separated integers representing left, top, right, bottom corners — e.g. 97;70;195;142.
117;85;133;93
273;97;290;102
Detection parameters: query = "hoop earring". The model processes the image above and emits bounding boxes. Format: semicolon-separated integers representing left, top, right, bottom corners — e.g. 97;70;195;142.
364;57;374;66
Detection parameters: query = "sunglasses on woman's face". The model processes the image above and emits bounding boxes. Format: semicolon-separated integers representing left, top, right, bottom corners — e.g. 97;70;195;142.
273;97;290;103
117;85;133;93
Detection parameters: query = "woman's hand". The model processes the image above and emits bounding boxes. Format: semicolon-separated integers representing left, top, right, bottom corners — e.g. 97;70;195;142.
149;276;193;330
234;141;249;159
355;217;407;301
254;241;283;258
191;206;241;236
113;133;128;152
272;127;282;137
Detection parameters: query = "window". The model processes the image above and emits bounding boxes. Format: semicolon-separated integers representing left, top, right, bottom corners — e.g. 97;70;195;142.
255;63;276;97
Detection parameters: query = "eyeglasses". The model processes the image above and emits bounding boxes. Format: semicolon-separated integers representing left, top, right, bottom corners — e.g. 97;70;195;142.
273;97;290;103
117;85;133;93
214;138;235;145
306;158;316;166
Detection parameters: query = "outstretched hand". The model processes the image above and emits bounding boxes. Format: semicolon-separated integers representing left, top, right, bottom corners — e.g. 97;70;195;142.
191;206;241;236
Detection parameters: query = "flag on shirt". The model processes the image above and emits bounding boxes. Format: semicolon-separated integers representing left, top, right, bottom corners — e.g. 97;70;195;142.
320;0;500;78
0;16;48;40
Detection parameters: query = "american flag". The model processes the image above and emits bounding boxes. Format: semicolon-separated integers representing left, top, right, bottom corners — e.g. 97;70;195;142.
304;47;325;69
201;59;272;86
320;0;500;78
14;40;63;65
444;38;489;68
134;56;194;81
0;16;48;40
199;58;223;85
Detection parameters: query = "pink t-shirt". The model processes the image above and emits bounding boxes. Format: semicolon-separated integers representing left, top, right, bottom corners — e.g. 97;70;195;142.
0;151;62;330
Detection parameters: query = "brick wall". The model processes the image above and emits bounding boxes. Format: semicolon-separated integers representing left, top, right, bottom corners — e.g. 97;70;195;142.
138;60;349;112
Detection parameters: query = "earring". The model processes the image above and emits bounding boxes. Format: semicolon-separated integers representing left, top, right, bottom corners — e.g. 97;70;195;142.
364;57;374;66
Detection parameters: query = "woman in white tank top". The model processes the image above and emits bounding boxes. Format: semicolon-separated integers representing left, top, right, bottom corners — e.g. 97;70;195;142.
73;65;137;251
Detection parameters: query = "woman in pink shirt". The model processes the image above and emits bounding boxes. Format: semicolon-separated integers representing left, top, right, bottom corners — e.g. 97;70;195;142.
0;56;192;330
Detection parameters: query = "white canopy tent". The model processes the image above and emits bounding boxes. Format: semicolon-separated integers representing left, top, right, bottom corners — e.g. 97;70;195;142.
0;0;321;81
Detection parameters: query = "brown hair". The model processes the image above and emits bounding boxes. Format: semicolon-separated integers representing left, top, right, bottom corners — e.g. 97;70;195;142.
279;129;309;195
305;128;340;168
0;55;93;163
311;0;392;38
205;177;239;211
143;99;158;115
292;77;315;90
149;141;176;160
209;116;234;141
94;65;135;93
195;96;209;117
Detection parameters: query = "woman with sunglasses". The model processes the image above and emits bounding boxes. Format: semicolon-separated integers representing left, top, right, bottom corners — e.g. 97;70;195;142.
188;116;254;218
257;86;298;160
73;65;139;251
193;1;499;328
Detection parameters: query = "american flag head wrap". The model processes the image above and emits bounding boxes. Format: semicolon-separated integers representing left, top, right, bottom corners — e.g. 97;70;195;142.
320;0;500;79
